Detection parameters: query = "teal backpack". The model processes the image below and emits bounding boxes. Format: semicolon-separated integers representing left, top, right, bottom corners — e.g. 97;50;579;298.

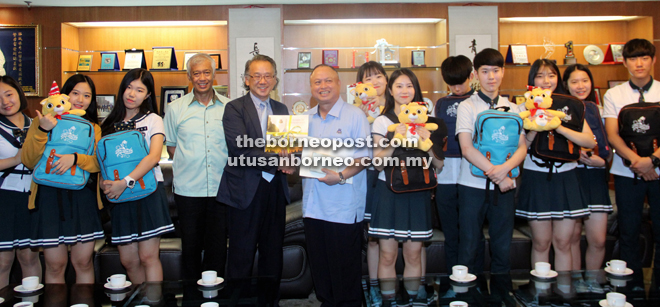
470;108;523;180
96;130;157;203
32;114;95;190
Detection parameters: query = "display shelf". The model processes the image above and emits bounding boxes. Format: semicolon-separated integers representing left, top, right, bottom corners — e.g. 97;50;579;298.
498;15;653;98
281;19;448;108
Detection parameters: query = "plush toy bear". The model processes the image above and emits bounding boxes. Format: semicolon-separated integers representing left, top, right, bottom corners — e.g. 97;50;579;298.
40;81;86;119
388;102;438;152
350;82;382;123
518;86;565;131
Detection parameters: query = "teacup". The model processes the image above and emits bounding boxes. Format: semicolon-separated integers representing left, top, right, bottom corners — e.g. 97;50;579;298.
21;276;39;291
534;262;551;277
202;271;217;284
449;301;468;307
107;274;127;287
452;265;468;280
606;260;627;274
607;292;626;307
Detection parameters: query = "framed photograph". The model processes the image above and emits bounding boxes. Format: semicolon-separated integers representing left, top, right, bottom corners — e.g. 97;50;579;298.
160;86;188;116
183;52;198;70
209;54;222;69
411;50;425;67
593;87;602;106
608;80;627;89
322;50;339;68
298;52;312;69
0;24;40;96
96;95;115;121
213;85;228;98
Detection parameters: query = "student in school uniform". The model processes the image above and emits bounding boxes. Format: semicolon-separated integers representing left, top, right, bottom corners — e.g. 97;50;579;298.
455;48;527;275
0;75;42;288
355;61;388;306
100;68;174;284
22;75;105;283
563;65;612;290
603;38;660;274
369;68;444;304
434;55;486;276
516;59;596;272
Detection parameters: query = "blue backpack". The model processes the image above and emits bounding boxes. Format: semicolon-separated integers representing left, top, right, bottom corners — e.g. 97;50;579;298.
584;101;610;160
470;108;523;179
96;130;157;203
32;114;95;190
435;94;471;158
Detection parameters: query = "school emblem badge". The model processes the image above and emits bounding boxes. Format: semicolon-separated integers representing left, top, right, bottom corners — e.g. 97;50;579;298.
632;116;650;134
492;126;509;144
115;140;134;158
60;126;78;143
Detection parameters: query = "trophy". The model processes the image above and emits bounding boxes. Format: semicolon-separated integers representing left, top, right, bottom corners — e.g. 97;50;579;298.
542;37;555;60
371;38;400;67
564;40;577;65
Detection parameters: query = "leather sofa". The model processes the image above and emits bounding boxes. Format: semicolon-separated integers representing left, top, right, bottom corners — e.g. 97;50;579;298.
8;165;655;299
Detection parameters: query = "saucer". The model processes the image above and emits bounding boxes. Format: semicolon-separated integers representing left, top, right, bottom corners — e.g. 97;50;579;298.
104;281;132;290
599;299;633;307
14;284;44;293
605;267;634;276
530;270;558;279
0;297;3;304
197;277;224;287
449;273;476;283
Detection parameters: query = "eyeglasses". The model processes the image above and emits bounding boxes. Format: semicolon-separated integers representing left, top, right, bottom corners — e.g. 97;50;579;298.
246;74;275;81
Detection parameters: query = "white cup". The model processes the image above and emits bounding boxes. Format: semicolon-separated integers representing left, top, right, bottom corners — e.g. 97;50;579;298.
449;301;468;307
13;303;33;307
70;304;88;307
21;276;39;290
106;274;127;287
534;262;551;277
607;292;626;307
606;260;627;274
201;271;217;284
201;303;220;307
107;292;128;301
452;265;468;280
202;289;219;299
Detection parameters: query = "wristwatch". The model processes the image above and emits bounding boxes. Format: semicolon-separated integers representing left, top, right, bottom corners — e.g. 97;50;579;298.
651;155;660;168
124;176;136;189
338;172;346;185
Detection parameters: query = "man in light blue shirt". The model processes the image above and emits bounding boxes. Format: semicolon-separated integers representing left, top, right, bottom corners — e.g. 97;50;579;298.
303;64;371;306
163;53;230;280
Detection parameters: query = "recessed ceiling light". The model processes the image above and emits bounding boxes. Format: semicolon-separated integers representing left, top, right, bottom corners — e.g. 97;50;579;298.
66;21;226;27
500;16;640;23
284;18;443;25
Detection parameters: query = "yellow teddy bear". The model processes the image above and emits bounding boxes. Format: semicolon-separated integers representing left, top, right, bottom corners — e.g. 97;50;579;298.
350;82;382;123
40;81;86;119
387;102;438;152
518;86;565;131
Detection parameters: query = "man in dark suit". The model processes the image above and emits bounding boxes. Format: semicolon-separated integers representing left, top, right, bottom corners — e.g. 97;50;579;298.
217;54;293;305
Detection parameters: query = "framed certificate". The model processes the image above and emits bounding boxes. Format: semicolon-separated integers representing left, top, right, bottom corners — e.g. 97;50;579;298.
210;54;222;69
183;52;198;70
96;94;115;121
505;44;529;65
322;50;339;68
99;52;120;71
151;47;177;70
123;49;146;70
298;52;312;69
77;54;92;71
0;24;40;96
411;50;425;67
160;86;188;116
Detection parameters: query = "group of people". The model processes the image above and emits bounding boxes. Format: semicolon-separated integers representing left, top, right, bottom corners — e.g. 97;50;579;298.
0;37;657;307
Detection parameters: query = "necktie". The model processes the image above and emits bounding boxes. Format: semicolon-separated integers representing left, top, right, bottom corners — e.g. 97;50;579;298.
629;79;653;103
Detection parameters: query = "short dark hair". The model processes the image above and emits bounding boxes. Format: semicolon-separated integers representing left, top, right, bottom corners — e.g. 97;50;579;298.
382;68;424;116
0;75;28;112
441;55;473;85
61;74;99;125
623;38;656;59
473;48;504;70
527;59;567;94
242;54;279;91
563;64;597;103
356;61;388;83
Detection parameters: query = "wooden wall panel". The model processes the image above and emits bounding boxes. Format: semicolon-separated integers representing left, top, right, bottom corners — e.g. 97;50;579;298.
77;26;227;51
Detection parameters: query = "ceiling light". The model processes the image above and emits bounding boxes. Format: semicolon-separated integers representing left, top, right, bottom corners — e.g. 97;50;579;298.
66;21;226;28
500;16;640;23
284;18;443;25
